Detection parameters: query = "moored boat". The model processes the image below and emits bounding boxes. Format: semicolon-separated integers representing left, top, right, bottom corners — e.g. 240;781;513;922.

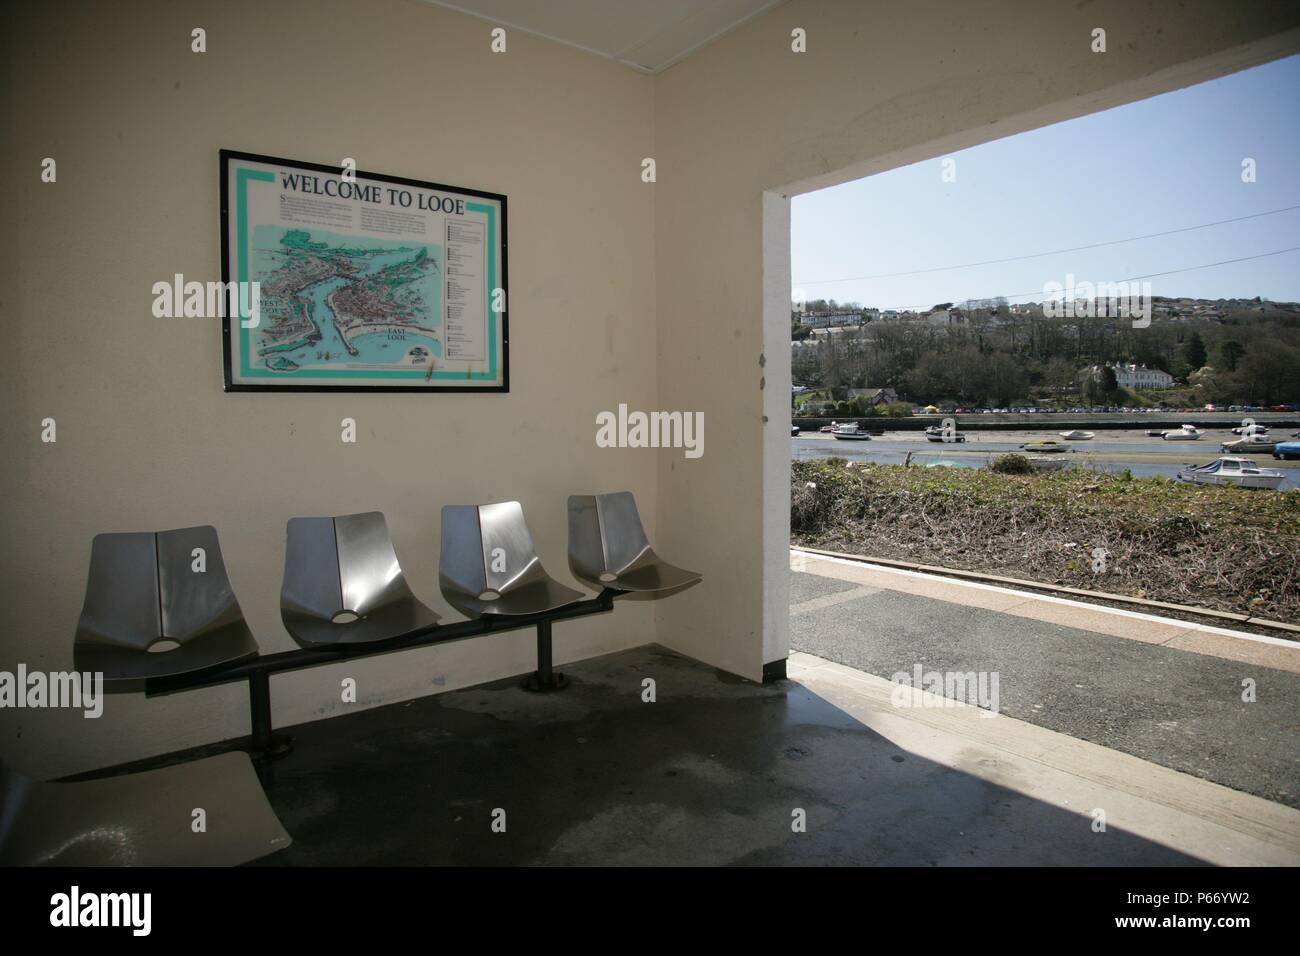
1058;430;1094;440
1273;441;1300;461
831;422;872;441
1220;435;1277;453
1176;456;1285;490
1020;439;1067;453
1162;425;1203;441
924;429;965;443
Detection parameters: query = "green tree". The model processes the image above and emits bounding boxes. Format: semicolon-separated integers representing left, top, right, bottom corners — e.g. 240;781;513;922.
1080;365;1118;404
1218;338;1244;372
1184;331;1207;370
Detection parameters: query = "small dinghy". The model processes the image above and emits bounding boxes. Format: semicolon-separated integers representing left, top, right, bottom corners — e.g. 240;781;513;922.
1145;429;1166;437
1177;457;1285;490
831;422;872;441
1059;430;1094;440
1020;439;1067;453
1162;425;1203;441
1231;425;1269;435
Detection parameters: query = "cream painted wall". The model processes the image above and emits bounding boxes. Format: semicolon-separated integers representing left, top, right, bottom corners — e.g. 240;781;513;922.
651;0;1300;680
0;0;657;778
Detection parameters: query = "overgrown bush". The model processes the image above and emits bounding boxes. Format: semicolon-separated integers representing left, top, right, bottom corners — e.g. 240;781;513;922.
789;459;1300;622
990;453;1034;474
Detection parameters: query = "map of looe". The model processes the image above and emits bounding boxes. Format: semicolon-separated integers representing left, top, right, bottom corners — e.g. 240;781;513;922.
252;227;443;373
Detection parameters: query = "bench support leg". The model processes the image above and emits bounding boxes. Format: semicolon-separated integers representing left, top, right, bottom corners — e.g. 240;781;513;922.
522;619;569;692
248;671;292;757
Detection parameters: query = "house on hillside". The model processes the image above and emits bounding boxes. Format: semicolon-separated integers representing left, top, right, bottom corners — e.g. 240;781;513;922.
848;387;899;405
924;308;963;326
1109;363;1173;389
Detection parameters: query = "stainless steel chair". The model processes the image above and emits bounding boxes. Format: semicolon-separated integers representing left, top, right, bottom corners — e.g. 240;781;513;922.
568;492;702;593
281;511;439;647
439;501;586;618
0;753;291;866
74;526;259;688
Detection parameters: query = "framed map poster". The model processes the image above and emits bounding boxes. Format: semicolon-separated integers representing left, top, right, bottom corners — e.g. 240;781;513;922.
220;150;508;391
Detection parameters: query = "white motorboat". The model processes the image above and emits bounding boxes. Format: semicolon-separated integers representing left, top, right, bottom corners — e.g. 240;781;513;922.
924;424;965;443
1162;425;1203;441
831;422;872;441
1058;430;1094;440
1176;457;1285;490
1231;425;1269;435
1220;434;1278;453
791;424;801;437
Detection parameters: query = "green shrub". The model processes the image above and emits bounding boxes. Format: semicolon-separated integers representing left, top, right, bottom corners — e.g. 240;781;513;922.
873;401;912;418
990;453;1034;475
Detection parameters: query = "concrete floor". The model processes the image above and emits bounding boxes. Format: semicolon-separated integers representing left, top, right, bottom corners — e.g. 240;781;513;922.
236;644;1295;865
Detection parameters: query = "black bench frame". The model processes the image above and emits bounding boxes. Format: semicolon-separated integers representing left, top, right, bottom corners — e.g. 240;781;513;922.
145;589;620;753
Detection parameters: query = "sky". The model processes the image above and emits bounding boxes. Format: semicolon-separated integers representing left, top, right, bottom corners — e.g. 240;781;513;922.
791;53;1300;312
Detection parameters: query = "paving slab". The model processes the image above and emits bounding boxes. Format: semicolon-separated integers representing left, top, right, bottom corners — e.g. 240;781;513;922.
789;571;1300;808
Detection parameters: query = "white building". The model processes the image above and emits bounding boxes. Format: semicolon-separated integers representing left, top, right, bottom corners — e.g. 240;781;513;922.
1110;364;1173;389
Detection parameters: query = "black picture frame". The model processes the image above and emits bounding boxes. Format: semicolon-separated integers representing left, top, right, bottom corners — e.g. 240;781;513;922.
219;149;509;393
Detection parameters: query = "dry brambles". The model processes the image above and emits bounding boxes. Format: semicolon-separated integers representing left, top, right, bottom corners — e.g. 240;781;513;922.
791;458;1300;624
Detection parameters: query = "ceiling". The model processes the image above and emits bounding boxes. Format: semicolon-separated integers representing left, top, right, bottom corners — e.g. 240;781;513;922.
422;0;786;74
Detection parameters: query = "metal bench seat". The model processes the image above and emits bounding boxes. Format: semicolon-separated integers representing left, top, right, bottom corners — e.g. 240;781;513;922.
281;511;440;647
568;492;702;593
440;501;586;619
74;526;259;688
0;753;290;866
